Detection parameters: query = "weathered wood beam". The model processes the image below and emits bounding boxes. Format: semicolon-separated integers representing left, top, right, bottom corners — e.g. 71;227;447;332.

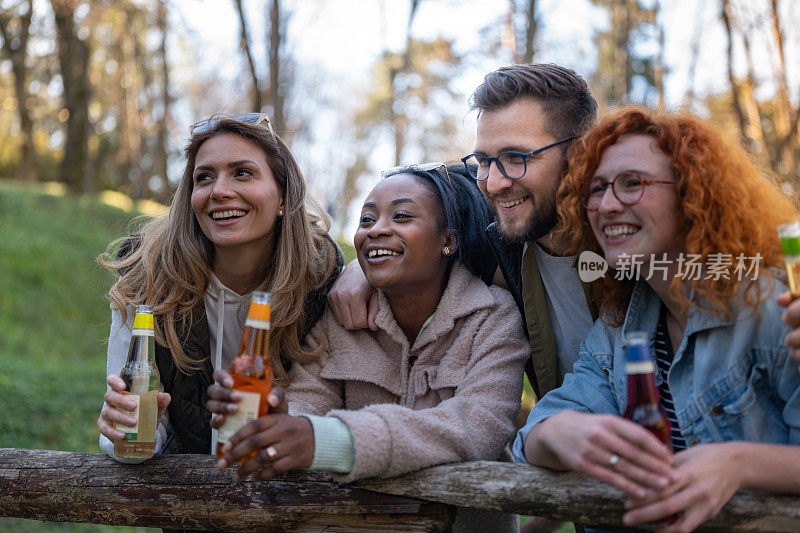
0;449;452;532
2;449;799;532
360;461;800;532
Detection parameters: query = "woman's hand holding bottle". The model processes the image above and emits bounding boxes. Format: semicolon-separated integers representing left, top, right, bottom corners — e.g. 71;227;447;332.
97;374;170;441
208;373;314;481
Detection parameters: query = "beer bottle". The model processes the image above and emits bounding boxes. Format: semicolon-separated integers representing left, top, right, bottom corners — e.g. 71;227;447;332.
778;221;800;297
115;305;160;459
216;291;272;459
623;331;676;526
622;331;671;447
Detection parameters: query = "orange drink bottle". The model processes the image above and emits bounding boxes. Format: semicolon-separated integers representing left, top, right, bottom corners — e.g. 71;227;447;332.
216;291;272;459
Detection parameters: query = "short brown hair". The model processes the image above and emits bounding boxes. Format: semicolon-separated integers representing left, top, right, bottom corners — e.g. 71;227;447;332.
470;63;597;141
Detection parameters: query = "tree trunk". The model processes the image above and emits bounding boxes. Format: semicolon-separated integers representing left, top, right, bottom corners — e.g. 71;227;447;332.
522;0;537;64
683;0;706;109
121;19;144;197
0;1;36;183
390;0;420;166
719;0;750;147
738;12;770;164
268;0;285;134
234;0;262;113
50;0;92;193
769;0;796;177
653;0;666;111
154;0;171;201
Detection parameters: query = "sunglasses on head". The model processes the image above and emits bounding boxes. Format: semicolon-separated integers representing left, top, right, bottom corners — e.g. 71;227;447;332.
381;162;452;185
189;113;276;138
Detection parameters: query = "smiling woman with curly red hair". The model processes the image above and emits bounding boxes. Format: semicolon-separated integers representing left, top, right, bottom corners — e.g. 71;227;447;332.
513;107;800;532
556;106;796;325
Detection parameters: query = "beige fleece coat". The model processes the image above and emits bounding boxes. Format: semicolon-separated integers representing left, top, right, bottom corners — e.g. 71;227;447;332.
288;263;528;532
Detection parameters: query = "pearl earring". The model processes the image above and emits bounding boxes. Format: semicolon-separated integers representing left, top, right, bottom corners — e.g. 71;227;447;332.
279;209;283;216
443;246;451;255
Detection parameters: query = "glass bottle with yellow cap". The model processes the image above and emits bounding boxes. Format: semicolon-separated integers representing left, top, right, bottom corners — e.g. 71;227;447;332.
216;291;273;458
115;304;160;459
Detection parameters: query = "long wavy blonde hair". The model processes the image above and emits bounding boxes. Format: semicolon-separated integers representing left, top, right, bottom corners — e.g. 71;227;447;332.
98;118;339;385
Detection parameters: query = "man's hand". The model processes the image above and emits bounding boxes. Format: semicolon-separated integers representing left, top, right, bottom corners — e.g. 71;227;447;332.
327;259;378;331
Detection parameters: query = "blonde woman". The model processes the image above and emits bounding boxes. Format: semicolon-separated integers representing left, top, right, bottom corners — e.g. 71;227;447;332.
97;114;342;461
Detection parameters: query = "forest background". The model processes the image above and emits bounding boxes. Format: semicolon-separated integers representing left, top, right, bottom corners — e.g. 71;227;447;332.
0;0;799;531
2;0;799;236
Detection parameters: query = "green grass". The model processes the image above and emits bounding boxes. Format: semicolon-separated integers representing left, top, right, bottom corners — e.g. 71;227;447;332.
0;183;130;453
0;182;157;531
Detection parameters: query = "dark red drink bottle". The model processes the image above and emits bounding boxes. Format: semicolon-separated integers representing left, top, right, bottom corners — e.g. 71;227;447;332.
623;331;676;526
622;331;671;444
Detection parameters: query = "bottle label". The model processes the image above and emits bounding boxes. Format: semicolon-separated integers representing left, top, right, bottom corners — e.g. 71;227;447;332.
626;361;655;374
118;393;140;439
133;313;154;330
218;391;261;444
132;328;154;337
781;236;800;257
244;318;270;330
247;301;271;322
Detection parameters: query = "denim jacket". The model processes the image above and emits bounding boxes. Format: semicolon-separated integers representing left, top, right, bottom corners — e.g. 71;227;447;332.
513;277;800;462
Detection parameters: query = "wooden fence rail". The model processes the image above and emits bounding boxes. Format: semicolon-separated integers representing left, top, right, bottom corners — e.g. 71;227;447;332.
1;448;799;532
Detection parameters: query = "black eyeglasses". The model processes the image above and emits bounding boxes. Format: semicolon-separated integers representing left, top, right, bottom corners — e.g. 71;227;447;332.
583;171;675;211
381;162;452;185
461;136;574;181
189;113;276;137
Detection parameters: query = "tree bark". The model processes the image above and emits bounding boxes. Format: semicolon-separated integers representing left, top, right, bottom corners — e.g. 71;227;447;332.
50;0;92;193
0;0;36;183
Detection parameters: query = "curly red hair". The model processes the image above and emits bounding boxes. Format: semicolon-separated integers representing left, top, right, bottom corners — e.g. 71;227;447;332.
555;106;798;325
